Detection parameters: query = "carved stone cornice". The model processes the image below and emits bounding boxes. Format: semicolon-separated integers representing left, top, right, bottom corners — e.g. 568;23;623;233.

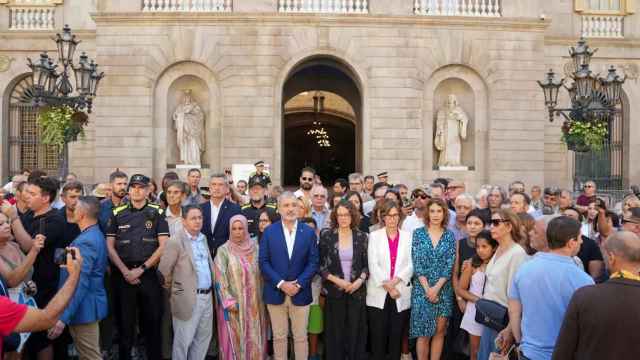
91;12;551;32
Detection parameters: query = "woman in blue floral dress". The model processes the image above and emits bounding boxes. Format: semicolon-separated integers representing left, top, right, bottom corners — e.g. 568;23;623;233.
410;198;456;360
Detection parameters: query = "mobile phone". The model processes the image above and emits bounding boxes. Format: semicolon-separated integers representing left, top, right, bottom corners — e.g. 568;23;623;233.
54;248;76;266
38;218;45;236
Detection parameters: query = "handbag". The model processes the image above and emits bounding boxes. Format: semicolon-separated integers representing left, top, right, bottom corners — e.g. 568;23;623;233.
474;273;509;332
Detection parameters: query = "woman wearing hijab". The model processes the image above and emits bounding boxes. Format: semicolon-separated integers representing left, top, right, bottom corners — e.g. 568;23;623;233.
213;214;268;360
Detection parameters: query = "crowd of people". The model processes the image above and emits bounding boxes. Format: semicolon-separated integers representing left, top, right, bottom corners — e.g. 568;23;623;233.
0;164;640;360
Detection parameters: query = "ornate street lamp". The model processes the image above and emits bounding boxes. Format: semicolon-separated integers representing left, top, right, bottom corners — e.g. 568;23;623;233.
539;38;625;123
25;24;103;113
24;25;104;179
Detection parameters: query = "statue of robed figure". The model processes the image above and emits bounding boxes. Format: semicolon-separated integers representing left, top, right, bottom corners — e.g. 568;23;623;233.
434;94;469;167
173;89;205;165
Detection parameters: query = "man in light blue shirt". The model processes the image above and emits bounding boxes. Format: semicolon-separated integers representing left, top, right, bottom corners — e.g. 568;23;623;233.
310;186;330;230
507;216;594;360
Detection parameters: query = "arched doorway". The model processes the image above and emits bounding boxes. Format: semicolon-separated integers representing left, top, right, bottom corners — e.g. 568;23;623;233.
282;56;362;186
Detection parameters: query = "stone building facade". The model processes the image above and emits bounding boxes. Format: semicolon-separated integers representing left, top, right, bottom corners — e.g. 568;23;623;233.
0;0;638;192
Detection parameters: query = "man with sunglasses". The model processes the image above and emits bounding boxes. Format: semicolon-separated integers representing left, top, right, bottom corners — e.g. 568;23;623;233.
401;188;431;234
621;207;640;237
294;167;316;201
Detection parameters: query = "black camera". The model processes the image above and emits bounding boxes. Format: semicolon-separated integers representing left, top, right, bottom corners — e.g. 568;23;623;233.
54;248;76;266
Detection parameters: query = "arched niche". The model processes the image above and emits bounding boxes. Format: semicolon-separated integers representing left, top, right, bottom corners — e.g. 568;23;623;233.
433;79;475;168
424;65;489;189
153;62;222;180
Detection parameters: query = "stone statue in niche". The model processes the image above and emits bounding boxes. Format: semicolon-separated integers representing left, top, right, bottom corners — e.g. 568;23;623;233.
173;89;204;165
434;94;469;167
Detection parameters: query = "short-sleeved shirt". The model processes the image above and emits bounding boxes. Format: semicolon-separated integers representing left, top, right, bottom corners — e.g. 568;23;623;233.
27;208;66;306
577;235;603;275
509;252;594;360
576;194;596;207
0;295;28;357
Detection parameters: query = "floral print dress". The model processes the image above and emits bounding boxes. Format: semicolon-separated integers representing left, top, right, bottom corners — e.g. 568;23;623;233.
409;227;456;338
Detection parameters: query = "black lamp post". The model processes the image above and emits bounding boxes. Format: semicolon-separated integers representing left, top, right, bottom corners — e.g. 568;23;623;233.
538;38;625;123
26;24;103;113
24;25;104;179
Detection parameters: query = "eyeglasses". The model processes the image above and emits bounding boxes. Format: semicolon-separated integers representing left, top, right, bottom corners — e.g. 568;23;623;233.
301;177;313;182
584;185;594;188
490;219;509;227
622;218;640;225
412;193;429;200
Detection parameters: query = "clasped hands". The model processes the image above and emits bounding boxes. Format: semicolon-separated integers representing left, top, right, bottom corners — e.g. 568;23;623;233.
382;278;401;299
424;286;440;303
280;280;301;297
334;277;364;294
123;267;145;285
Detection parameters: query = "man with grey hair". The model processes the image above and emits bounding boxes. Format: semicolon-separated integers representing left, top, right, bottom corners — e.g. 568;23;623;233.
451;193;475;241
348;172;371;202
259;191;319;360
553;231;640;360
310;186;330;230
201;173;241;256
558;189;573;212
47;196;108;360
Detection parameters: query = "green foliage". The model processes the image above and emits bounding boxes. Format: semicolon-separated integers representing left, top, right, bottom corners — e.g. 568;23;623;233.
36;106;89;150
561;120;608;152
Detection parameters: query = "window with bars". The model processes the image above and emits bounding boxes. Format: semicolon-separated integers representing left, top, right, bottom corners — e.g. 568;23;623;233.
6;76;60;177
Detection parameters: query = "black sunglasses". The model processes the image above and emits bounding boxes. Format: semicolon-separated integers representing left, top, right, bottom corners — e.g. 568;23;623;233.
301;177;313;182
490;219;509;227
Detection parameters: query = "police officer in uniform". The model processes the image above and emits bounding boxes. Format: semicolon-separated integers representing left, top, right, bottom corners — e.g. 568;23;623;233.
241;176;277;239
106;174;169;360
248;160;272;187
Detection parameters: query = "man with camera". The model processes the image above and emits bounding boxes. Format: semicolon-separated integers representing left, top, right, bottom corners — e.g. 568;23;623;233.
47;196;108;360
106;174;169;360
0;247;83;359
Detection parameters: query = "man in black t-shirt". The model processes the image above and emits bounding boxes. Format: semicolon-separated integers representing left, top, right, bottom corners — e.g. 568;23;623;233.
563;207;604;281
2;175;67;359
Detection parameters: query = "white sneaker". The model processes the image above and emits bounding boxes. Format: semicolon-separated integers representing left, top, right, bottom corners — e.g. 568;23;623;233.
401;353;413;360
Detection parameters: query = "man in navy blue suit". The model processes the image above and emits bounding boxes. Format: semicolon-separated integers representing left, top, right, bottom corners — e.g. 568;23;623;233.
201;173;241;256
259;191;319;360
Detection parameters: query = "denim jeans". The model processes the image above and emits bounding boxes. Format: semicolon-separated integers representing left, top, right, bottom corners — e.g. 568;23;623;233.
478;325;499;360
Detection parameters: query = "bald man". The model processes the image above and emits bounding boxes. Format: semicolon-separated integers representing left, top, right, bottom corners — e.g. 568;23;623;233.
553;231;640;360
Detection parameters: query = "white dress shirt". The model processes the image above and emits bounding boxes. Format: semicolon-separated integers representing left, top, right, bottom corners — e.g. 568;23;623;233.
282;220;298;259
210;200;222;232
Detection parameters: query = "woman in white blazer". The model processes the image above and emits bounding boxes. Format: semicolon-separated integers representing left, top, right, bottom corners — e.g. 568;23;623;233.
367;199;414;360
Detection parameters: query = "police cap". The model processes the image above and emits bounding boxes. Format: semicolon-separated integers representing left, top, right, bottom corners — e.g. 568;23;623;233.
254;160;265;167
129;174;150;187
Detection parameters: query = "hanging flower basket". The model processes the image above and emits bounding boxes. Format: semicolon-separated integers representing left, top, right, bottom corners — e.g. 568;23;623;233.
561;119;608;153
36;105;89;150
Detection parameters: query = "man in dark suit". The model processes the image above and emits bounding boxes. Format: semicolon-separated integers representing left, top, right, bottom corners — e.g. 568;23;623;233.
259;191;319;360
552;230;640;360
201;173;241;256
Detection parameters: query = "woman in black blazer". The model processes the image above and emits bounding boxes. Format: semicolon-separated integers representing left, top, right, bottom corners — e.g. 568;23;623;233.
319;199;369;360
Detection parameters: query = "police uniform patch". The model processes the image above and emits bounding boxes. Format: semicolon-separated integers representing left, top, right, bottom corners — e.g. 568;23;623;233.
145;220;153;230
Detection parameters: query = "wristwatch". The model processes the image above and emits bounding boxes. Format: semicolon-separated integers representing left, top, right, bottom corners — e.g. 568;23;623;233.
360;273;367;281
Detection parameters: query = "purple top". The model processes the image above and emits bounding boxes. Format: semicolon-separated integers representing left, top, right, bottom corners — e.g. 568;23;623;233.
339;244;353;282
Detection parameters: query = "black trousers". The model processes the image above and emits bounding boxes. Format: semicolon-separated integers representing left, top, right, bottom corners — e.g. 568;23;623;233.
112;267;163;360
324;295;367;360
368;295;410;360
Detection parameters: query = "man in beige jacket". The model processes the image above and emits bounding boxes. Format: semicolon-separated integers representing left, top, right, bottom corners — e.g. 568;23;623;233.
158;204;215;360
